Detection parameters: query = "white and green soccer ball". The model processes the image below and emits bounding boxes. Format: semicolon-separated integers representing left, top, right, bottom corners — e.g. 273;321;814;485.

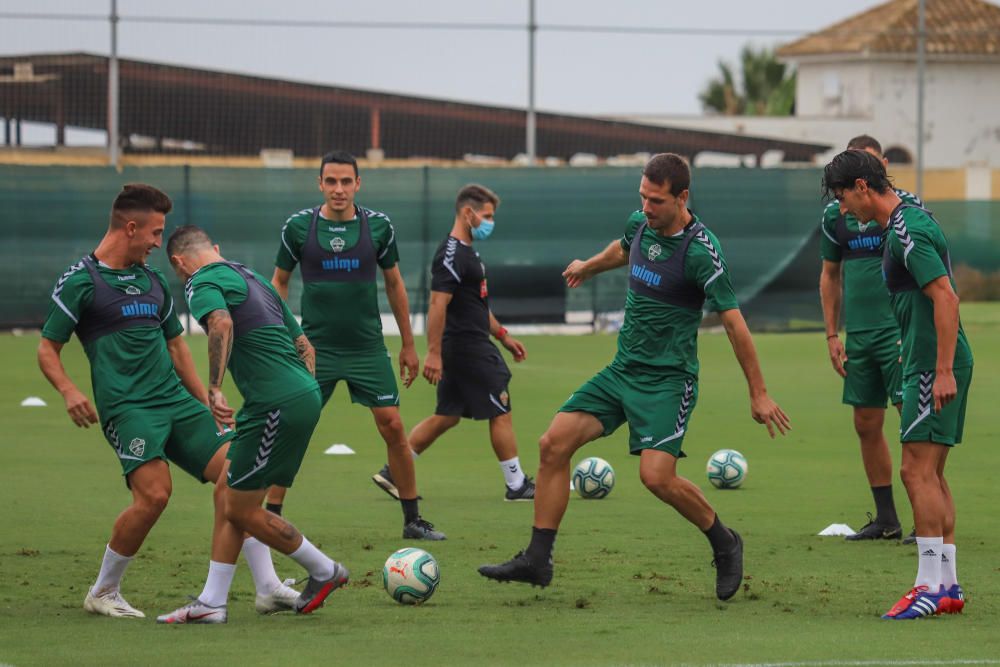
382;547;440;605
572;456;615;499
706;449;748;489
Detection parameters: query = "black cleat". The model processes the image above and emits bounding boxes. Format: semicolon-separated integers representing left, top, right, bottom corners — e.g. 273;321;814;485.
712;529;743;601
403;516;446;541
372;464;421;500
902;528;917;545
845;512;902;541
478;551;553;588
504;477;536;502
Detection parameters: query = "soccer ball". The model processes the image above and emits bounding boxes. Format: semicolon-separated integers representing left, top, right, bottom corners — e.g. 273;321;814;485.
706;449;748;489
382;547;440;605
572;456;615;499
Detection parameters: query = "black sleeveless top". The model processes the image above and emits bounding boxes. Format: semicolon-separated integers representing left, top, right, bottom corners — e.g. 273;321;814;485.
628;221;706;311
834;214;886;261
221;262;287;338
299;206;377;283
75;256;165;345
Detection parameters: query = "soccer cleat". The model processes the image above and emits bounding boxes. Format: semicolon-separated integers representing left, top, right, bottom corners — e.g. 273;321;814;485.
478;550;553;588
372;464;422;500
938;584;965;614
156;597;227;624
83;587;145;618
882;585;946;619
902;529;917;546
504;477;536;502
295;561;349;615
403;516;447;541
712;529;744;601
845;512;902;541
255;578;300;615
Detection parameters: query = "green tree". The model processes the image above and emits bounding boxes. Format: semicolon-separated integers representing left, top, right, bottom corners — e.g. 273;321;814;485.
699;45;796;116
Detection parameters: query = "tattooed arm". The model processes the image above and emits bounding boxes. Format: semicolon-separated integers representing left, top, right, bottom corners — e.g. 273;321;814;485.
204;308;236;426
293;334;316;376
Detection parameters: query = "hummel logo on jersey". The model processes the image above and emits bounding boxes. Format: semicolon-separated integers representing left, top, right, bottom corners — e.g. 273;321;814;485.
328;226;347;232
117;274;137;281
329;237;346;252
648;243;662;261
921;548;937;557
640;436;653;443
631;263;661;287
377;394;396;401
121;300;159;317
322;257;360;271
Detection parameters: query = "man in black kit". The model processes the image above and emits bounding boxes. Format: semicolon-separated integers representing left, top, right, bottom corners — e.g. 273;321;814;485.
372;184;535;502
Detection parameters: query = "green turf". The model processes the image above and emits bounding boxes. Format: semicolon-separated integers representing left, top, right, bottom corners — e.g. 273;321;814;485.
2;304;999;666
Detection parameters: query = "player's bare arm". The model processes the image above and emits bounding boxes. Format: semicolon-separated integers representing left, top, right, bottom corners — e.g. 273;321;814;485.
293;334;316;376
204;308;236;426
423;290;452;385
719;308;791;438
563;240;628;288
37;337;98;428
489;311;526;362
923;275;961;411
165;334;210;405
270;267;292;302
382;265;419;388
819;259;847;378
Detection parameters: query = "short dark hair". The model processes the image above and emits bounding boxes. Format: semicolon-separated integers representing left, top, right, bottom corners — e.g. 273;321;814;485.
455;184;500;213
642;153;690;196
111;183;172;228
320;150;358;177
166;224;213;258
846;134;883;156
822;149;893;200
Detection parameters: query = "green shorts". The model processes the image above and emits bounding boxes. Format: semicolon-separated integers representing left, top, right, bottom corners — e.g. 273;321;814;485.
102;394;232;484
843;327;903;408
559;363;698;458
316;347;399;408
899;366;973;446
227;388;322;490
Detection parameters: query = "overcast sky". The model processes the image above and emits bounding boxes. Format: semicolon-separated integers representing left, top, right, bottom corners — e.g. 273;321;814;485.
2;0;889;118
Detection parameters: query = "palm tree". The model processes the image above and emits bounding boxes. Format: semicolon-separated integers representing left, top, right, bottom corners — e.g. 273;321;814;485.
699;45;796;116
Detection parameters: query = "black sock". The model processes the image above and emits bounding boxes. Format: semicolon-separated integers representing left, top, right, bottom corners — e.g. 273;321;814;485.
703;514;736;553
871;485;899;526
400;497;419;524
525;527;557;566
265;502;283;517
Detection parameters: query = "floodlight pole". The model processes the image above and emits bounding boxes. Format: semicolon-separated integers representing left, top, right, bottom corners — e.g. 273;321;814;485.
916;0;925;197
108;0;120;168
526;0;537;164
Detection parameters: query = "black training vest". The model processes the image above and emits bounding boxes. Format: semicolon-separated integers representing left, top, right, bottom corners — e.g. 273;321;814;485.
299;205;377;283
834;214;886;261
75;256;165;345
627;220;706;311
882;203;953;295
221;262;287;337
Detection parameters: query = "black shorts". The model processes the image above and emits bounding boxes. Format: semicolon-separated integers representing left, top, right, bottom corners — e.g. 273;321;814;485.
437;345;512;420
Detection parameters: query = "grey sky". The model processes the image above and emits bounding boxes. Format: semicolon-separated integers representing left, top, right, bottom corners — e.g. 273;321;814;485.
4;0;883;116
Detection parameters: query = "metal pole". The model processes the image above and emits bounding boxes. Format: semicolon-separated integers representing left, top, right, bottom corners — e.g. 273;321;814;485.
526;0;536;164
108;0;120;167
916;0;925;197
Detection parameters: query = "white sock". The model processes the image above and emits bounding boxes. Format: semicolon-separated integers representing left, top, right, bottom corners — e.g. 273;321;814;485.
914;536;944;591
940;543;958;589
289;537;335;580
242;537;282;595
412;449;420;460
93;544;132;594
500;457;526;489
198;561;236;607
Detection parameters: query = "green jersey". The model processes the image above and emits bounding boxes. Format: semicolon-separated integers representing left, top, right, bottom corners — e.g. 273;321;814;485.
185;262;318;408
275;205;399;352
615;211;739;376
41;257;188;420
820;188;921;333
883;205;973;376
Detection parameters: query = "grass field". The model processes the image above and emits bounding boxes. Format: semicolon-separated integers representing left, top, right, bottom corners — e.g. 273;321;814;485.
2;305;999;667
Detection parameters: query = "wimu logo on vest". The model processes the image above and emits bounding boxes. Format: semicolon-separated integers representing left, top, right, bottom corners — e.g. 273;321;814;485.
121;300;159;317
631;264;661;287
847;235;882;251
322;257;362;271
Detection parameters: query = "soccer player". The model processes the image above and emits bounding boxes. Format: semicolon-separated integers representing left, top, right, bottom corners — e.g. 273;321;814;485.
372;184;535;502
479;154;790;600
159;225;349;623
822;150;972;619
271;150;444;541
820;135;921;542
37;184;297;619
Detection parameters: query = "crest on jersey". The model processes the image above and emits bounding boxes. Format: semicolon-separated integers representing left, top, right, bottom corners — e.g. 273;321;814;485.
125;285;141;296
129;438;146;457
330;237;346;252
499;390;509;406
648;244;662;261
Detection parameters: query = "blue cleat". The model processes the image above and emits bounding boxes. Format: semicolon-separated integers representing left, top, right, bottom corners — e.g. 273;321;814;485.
882;585;946;619
939;584;965;614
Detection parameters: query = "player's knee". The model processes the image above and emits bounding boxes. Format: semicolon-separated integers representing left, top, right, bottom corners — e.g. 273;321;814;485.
136;488;170;517
639;468;673;496
899;461;933;489
376;413;404;436
853;410;883;438
538;432;570;467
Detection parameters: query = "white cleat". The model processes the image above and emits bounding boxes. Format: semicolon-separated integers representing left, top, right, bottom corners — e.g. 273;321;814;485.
156;597;227;624
255;578;300;615
83;587;145;618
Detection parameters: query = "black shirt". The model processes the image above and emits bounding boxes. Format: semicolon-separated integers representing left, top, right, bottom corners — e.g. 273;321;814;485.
430;235;491;352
